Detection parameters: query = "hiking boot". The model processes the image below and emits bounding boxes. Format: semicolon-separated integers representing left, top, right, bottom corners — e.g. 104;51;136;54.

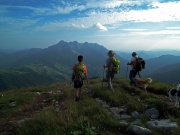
111;87;114;92
79;96;83;100
130;82;136;87
75;96;80;102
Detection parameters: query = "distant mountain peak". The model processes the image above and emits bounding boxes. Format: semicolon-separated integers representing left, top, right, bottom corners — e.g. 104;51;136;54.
70;41;78;44
59;40;66;44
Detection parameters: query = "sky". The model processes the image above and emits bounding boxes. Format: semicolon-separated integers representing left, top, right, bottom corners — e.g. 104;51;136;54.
0;0;180;51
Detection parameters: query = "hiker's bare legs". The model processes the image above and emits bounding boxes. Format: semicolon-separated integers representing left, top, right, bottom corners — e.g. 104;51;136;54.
76;89;79;97
79;87;82;97
106;72;114;91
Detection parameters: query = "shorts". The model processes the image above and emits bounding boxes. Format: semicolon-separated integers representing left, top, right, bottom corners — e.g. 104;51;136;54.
74;80;83;88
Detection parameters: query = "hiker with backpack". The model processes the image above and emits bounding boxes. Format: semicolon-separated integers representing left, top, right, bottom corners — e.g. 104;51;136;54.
127;52;146;86
127;52;138;86
72;55;89;101
103;50;120;91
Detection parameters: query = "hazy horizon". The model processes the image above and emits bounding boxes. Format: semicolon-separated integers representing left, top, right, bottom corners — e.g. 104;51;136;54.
0;40;180;53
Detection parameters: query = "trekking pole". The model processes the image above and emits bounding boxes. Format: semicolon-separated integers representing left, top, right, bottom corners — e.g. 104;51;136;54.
138;71;141;78
126;66;128;79
102;68;105;88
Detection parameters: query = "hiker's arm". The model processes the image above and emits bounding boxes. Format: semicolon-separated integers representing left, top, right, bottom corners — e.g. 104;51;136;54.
85;72;89;84
127;61;133;65
104;58;110;68
84;65;89;84
127;58;136;65
72;71;75;82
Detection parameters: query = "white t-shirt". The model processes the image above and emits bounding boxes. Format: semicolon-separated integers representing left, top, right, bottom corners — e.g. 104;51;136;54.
130;56;138;69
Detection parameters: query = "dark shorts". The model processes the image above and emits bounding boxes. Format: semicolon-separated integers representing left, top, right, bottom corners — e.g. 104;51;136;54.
74;80;83;88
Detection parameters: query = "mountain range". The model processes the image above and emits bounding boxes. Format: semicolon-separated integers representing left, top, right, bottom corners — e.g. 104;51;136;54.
0;40;179;90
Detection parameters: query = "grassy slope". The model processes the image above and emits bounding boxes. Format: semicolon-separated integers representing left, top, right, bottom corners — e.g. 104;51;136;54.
0;78;180;135
0;64;71;90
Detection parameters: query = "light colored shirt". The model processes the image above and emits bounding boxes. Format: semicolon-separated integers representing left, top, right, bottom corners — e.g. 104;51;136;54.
130;56;138;69
105;57;112;69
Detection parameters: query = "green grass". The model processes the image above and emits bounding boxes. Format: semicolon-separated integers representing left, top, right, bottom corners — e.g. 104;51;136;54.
0;89;35;116
1;78;180;135
17;107;66;135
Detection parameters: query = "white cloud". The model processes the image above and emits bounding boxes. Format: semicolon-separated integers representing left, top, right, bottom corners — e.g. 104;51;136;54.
35;22;86;31
166;27;180;30
131;30;180;35
93;22;108;31
122;29;147;31
61;1;180;31
52;4;86;14
2;1;180;30
86;0;141;9
72;23;85;29
169;36;180;39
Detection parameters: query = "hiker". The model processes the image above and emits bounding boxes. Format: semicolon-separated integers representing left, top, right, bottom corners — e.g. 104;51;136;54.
127;52;138;86
72;55;89;101
103;50;119;91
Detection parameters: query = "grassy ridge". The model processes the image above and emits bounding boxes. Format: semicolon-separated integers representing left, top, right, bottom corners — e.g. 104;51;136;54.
0;78;180;135
0;64;71;90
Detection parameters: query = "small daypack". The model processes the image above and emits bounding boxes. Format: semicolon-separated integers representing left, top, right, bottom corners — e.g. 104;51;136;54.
72;64;85;81
109;57;120;74
135;57;146;72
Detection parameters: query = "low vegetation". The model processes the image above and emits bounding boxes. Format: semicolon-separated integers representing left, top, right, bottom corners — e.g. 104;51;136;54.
0;78;180;135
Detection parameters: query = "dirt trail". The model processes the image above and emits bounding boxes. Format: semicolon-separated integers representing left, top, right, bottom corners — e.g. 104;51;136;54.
0;92;59;133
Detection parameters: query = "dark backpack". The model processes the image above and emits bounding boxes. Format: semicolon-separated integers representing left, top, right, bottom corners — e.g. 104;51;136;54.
135;57;146;72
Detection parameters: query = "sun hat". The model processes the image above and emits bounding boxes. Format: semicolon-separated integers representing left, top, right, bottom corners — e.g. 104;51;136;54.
107;50;115;57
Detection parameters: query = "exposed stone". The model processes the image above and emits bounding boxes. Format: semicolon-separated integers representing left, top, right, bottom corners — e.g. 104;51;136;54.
113;113;121;119
9;102;16;107
144;108;159;119
0;131;14;135
131;111;140;119
120;114;132;120
94;97;178;135
126;125;152;135
119;120;128;126
131;119;142;126
147;119;178;131
110;107;121;114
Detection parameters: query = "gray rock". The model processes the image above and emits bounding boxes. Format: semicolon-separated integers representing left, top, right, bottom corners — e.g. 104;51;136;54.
147;119;178;131
131;111;140;119
119;120;128;126
126;125;152;135
95;98;110;108
144;108;159;119
113;113;121;119
131;119;142;126
102;104;110;108
1;131;14;135
110;107;121;114
9;102;16;107
120;114;132;119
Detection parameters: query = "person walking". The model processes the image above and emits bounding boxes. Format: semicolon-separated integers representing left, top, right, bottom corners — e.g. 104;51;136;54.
127;52;138;86
72;55;89;101
103;50;117;91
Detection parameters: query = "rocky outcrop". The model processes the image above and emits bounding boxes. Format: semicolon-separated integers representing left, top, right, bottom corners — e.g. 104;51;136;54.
95;97;178;135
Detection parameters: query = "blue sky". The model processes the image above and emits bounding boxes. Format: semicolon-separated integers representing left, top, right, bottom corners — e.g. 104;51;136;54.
0;0;180;51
